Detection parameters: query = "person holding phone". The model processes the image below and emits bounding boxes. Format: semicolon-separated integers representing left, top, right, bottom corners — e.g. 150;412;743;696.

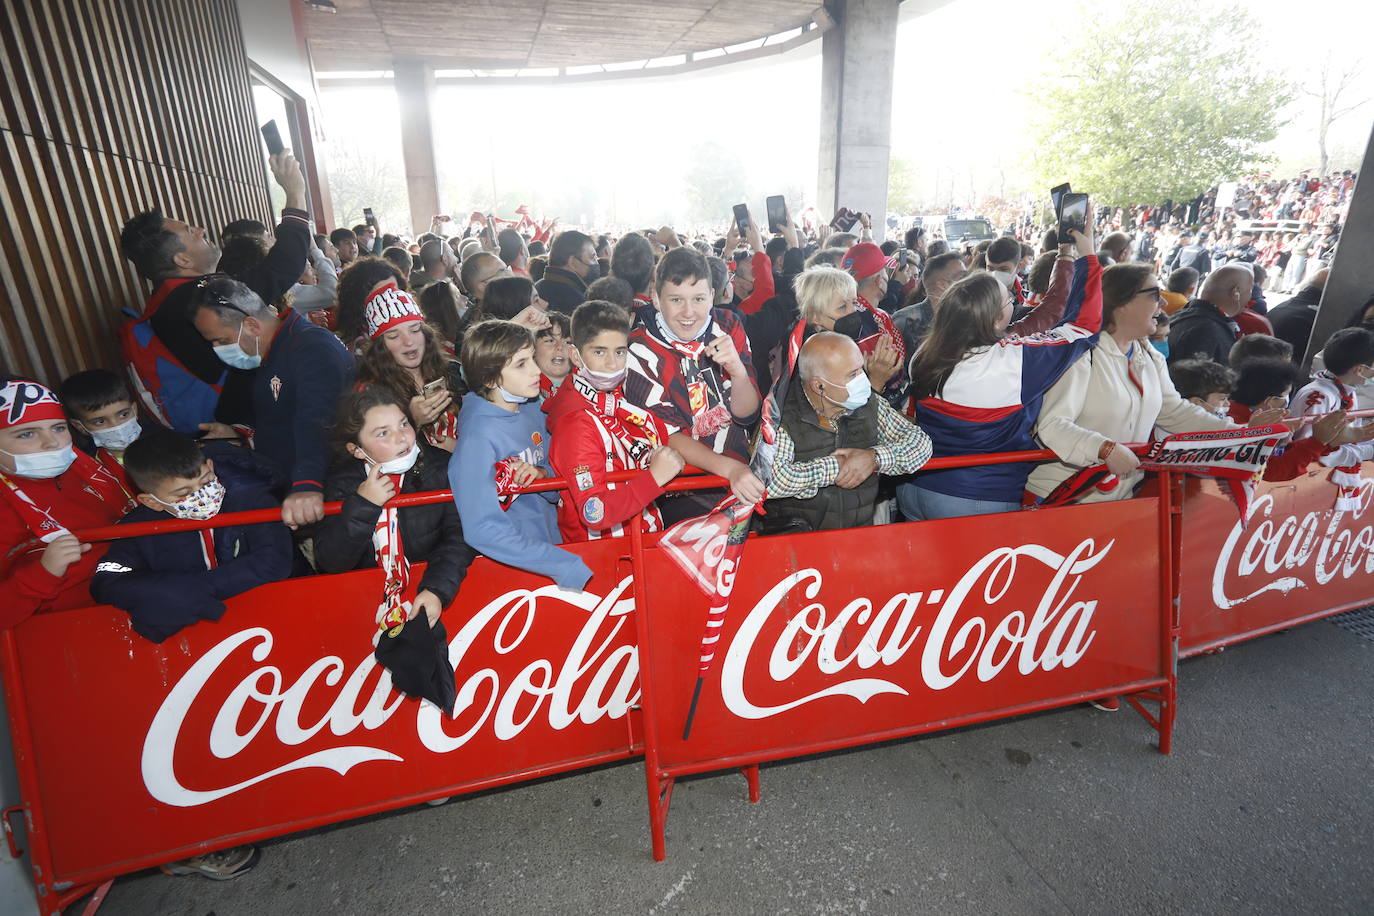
351;277;464;453
901;220;1102;521
118;148;312;434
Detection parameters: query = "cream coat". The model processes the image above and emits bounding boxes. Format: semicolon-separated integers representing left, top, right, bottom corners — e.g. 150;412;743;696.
1027;333;1234;502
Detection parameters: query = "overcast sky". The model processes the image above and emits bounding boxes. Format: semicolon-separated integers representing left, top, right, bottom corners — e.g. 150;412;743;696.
316;0;1373;229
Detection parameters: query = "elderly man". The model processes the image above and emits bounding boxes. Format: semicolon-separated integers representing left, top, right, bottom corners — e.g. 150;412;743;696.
192;276;354;529
1167;264;1253;364
764;332;932;532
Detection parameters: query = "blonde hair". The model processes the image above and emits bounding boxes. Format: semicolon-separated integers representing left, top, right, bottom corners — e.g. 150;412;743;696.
793;265;858;327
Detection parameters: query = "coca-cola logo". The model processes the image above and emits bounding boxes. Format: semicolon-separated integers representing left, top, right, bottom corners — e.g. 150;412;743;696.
143;538;1116;807
1211;478;1374;609
720;539;1108;719
143;579;639;807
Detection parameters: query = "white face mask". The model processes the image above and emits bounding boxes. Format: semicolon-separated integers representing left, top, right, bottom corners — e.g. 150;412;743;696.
89;417;141;451
819;373;872;411
151;478;226;521
498;386;528;404
1;445;77;479
580;366;626;391
369;442;420;475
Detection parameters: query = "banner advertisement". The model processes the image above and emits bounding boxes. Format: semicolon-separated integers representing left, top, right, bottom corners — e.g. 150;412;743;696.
638;501;1166;774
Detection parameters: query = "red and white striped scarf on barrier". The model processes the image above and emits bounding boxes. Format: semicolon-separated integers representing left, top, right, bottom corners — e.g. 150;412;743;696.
1314;372;1362;511
371;472;410;640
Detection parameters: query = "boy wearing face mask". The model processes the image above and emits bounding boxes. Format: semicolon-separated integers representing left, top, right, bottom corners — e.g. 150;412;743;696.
762;332;931;532
0;379;136;629
545;300;685;542
59;369;143;488
89;429;291;642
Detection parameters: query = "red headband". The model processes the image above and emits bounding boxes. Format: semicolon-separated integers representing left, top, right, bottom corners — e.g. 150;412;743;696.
364;281;425;339
0;380;65;430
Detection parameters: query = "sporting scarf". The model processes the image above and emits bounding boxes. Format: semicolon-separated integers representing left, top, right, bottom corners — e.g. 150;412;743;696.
371;471;411;639
493;456;522;511
425;407;459;448
570;371;663;465
855;294;907;365
0;451;134;543
653;311;712;360
1315;371;1362;511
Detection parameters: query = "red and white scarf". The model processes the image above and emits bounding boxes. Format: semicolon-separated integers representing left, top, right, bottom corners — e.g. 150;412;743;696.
1317;371;1362;511
855;294;907;365
371;472;410;639
0;451;134;543
571;372;664;465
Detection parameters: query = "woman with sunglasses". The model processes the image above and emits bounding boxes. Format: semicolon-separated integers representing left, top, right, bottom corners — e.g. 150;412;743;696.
1025;263;1239;507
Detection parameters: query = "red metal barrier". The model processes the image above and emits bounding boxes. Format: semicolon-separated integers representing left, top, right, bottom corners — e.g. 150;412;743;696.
1178;466;1374;656
19;438;1371;909
630;488;1177;860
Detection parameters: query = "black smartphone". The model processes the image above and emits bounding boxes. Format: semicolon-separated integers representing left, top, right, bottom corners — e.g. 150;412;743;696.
363;207;375;225
732;203;750;234
765;195;787;233
483;213;497;244
1059;193;1089;239
1050;182;1071;223
896;248;909;269
260;120;285;156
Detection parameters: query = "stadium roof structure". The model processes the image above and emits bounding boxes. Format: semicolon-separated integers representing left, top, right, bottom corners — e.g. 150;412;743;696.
303;0;831;80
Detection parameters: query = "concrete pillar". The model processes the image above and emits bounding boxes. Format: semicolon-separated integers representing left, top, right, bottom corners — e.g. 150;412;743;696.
817;0;899;243
393;58;440;235
1304;120;1374;368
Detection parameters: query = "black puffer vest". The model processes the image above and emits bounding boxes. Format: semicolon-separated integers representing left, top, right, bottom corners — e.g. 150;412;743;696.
765;381;881;532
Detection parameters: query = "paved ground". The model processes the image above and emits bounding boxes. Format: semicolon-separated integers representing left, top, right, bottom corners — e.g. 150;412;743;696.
81;617;1374;914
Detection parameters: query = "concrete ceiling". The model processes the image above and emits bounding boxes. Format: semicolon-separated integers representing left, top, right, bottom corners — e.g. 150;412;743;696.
302;0;828;72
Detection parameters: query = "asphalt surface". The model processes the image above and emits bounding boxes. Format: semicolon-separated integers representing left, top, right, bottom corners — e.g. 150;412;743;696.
87;617;1374;915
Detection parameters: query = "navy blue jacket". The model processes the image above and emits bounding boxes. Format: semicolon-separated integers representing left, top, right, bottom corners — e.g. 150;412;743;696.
253;309;355;494
89;464;293;643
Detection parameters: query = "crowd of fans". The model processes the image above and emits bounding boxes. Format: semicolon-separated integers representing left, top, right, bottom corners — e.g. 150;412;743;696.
0;152;1369;875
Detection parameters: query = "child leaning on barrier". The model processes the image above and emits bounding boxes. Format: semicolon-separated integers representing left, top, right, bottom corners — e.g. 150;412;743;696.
0;378;135;629
544;300;685;542
449;319;593;589
90;429;292;643
314;384;476;624
58;368;142;490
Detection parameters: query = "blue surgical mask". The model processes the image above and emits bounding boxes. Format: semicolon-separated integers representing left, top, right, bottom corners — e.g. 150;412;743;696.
820;373;872;411
1150;339;1170;359
498;386;528;404
214;323;262;369
1;445;78;479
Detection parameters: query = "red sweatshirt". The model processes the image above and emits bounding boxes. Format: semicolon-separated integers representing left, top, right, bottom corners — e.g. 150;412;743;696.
544;377;667;543
0;470;129;628
739;251;776;315
1228;402;1333;481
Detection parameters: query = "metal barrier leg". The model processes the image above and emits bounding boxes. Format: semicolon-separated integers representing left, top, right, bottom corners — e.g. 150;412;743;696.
78;879;114;916
741;764;761;803
629;518;673;861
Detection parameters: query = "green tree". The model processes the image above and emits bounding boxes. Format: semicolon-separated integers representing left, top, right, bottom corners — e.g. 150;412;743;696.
887;157;919;214
326;146;409;233
1028;0;1291;207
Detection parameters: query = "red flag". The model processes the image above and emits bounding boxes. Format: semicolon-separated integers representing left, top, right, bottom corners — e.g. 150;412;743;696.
658;496;757;737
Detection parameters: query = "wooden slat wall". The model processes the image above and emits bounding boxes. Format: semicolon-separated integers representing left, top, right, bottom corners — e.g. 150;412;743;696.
0;0;270;385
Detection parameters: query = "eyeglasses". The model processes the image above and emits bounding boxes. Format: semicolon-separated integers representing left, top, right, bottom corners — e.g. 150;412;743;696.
195;275;254;318
1135;287;1163;301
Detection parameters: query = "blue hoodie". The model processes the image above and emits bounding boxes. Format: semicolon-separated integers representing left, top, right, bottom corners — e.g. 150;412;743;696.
449;392;592;590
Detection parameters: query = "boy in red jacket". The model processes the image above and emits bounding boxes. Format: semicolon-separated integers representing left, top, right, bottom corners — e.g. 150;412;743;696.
0;378;134;628
544;300;685;541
